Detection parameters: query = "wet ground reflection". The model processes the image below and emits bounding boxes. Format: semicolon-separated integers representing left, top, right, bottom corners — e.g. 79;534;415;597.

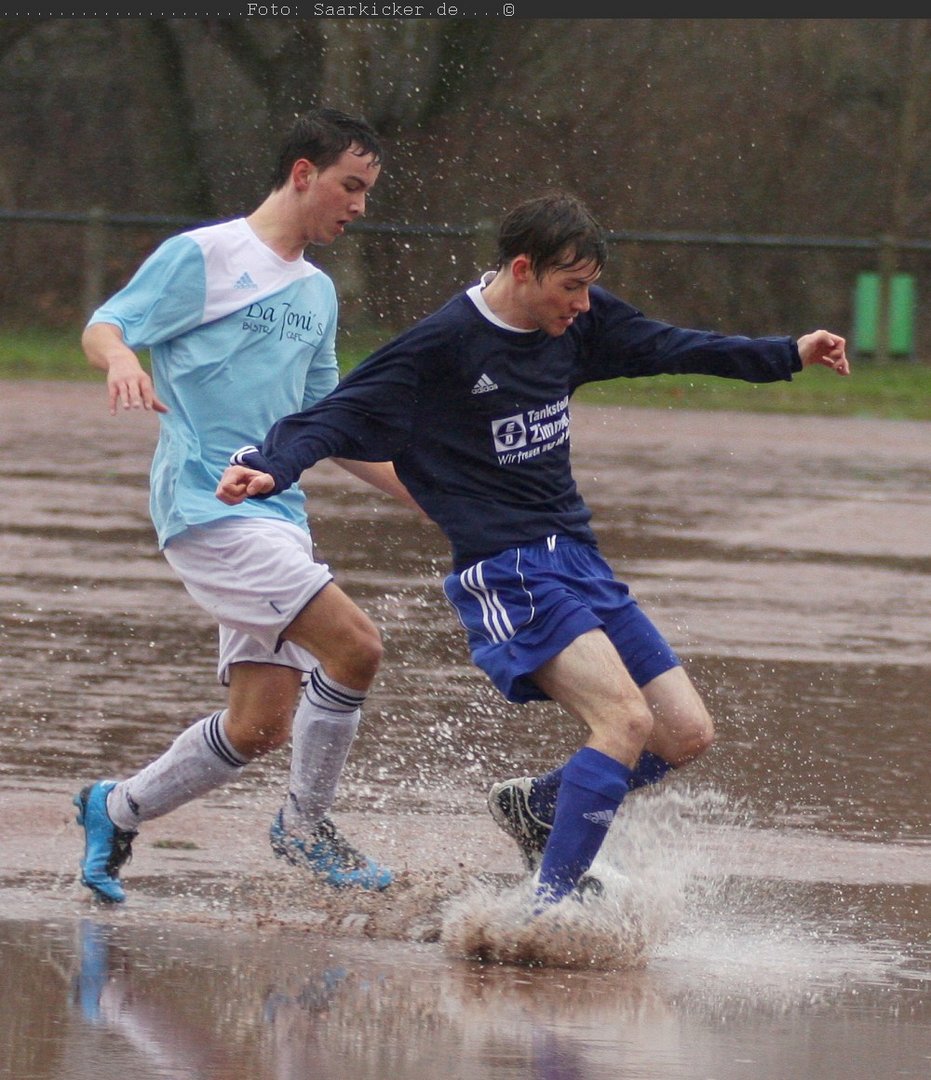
1;907;927;1080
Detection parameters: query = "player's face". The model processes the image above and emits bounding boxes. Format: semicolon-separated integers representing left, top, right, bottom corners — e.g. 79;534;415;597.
302;146;381;245
523;259;601;336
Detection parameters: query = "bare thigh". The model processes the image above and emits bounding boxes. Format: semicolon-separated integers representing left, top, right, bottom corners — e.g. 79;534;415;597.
281;581;383;691
531;628;654;766
640;665;714;766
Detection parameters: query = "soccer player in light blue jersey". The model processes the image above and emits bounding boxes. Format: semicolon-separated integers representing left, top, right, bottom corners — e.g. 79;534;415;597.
217;192;851;911
75;107;413;902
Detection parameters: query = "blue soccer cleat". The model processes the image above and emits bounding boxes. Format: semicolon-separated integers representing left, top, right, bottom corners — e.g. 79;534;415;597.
269;809;392;890
73;781;138;904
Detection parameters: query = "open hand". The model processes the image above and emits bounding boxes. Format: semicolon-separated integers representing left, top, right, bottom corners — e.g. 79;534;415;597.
105;358;169;414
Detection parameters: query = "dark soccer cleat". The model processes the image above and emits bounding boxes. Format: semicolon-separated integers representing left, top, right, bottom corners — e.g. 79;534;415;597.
487;776;553;871
527;867;606;918
269;810;392;890
73;781;138;904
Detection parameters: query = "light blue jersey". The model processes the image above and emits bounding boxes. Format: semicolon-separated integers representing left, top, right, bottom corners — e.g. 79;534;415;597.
87;217;339;548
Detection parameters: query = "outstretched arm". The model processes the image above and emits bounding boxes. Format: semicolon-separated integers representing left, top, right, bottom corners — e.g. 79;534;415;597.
82;322;169;415
797;329;850;375
216;458;427;518
331;458;424;514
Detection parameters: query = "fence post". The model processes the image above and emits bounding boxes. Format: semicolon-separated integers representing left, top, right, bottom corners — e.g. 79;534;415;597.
82;206;106;319
473;219;497;273
875;235;898;363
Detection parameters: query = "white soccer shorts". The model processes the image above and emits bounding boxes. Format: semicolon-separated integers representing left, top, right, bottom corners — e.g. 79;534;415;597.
163;516;332;684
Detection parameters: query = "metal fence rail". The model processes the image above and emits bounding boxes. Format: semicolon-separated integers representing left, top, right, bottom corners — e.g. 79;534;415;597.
3;207;928;360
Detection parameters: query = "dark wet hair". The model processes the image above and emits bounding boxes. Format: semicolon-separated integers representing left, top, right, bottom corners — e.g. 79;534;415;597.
271;106;383;189
496;192;607;279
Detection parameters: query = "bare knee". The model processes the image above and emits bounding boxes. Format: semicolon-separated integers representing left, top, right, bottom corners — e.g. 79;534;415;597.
640;668;715;767
628;698;656;748
663;703;715;767
595;694;655;764
284;585;384;691
676;719;714;764
325;622;383;689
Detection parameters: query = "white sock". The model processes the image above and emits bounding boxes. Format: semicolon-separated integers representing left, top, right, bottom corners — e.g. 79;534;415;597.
281;668;363;835
106;711;248;830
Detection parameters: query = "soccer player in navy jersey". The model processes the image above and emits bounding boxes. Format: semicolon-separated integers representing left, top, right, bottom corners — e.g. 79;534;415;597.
217;192;850;908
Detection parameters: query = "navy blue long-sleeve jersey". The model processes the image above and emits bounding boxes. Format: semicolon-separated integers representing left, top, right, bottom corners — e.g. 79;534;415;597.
236;284;801;570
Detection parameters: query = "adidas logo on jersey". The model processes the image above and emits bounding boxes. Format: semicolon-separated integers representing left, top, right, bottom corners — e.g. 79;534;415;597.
471;373;498;395
234;271;258;290
582;809;616;828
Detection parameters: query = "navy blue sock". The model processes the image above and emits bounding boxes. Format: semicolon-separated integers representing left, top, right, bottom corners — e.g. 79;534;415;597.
628;750;673;791
532;749;672;814
536;747;631;904
528;766;563;822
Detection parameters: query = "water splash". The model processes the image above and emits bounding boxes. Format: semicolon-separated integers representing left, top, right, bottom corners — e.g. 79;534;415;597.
442;783;727;970
441;782;916;992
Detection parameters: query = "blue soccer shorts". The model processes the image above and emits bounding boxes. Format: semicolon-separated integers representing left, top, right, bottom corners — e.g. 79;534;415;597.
443;534;680;704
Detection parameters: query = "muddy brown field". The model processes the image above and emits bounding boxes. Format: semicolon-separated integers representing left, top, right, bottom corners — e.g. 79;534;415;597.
1;381;928;1080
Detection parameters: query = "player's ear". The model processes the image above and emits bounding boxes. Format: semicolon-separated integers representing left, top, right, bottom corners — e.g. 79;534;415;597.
292;158;317;189
510;255;534;284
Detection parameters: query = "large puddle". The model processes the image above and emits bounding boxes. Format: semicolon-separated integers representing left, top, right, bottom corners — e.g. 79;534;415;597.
1;382;928;1078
